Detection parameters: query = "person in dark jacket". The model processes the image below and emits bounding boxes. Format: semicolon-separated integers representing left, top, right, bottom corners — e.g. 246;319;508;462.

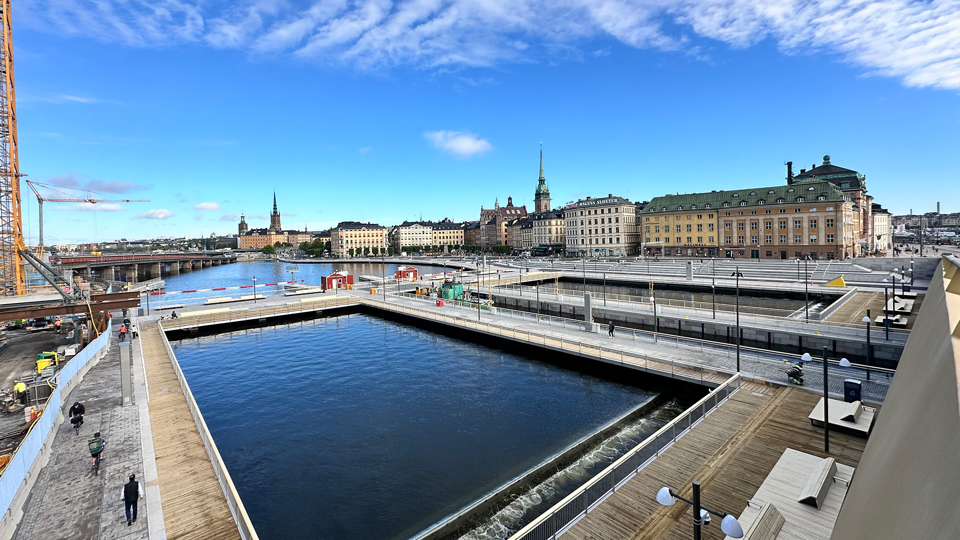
608;321;615;338
68;402;85;419
121;474;144;526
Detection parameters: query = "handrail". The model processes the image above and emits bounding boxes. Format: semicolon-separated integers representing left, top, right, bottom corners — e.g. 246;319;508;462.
160;297;360;330
507;373;742;540
157;323;260;540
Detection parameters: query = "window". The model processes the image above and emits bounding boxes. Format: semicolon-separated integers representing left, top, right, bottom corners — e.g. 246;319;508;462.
615;227;619;233
764;221;772;230
655;237;660;243
758;199;765;205
676;237;682;243
750;222;758;230
826;218;834;228
691;205;698;210
740;201;747;206
737;222;745;231
687;236;692;243
725;236;732;243
615;217;619;223
797;197;805;202
705;204;712;209
738;235;745;243
751;235;758;243
810;235;818;243
677;205;683;210
697;224;703;232
709;236;714;242
817;195;826;201
725;223;732;231
765;235;772;243
779;209;786;214
687;214;692;220
794;220;802;228
827;233;835;243
794;234;802;243
655;226;660;233
809;219;818;228
708;213;714;218
780;234;787;242
733;193;739;197
616;237;620;243
751;210;757;215
676;225;682;232
697;214;702;219
708;223;714;232
795;208;801;213
676;215;681;220
776;198;784;204
686;224;692;232
722;202;730;207
697;236;703;242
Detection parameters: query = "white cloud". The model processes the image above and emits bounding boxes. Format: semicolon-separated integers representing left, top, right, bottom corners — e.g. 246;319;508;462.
138;209;175;219
194;202;221;210
219;213;242;221
64;203;124;212
19;0;960;90
424;130;492;157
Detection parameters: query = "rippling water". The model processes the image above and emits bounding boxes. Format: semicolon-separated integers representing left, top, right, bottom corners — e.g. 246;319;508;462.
172;314;676;540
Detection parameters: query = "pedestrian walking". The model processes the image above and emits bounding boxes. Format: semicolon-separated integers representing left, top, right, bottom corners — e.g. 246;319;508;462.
131;324;138;339
608;321;615;338
121;474;144;526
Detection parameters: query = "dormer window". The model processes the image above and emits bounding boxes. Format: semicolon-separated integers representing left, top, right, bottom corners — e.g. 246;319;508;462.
661;206;667;211
808;186;816;191
722;202;730;208
768;189;776;194
749;191;757;195
757;199;765;205
705;203;712;209
797;197;805;202
690;204;697;210
739;201;747;206
776;198;784;204
677;205;683;210
787;188;795;193
732;193;740;198
817;195;826;201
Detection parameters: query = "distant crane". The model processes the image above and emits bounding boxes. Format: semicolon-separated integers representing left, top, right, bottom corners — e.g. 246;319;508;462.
26;180;149;255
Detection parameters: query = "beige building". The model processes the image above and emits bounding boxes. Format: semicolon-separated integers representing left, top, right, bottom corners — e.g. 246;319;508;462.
237;193;312;249
532;211;565;249
564;195;640;257
331;222;389;257
872;204;891;254
390;219;465;252
431;219;465;248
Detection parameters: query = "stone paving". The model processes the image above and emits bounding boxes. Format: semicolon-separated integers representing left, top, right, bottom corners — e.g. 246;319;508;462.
12;321;151;540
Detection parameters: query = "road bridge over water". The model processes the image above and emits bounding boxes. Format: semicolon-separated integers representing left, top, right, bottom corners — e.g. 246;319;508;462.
56;252;238;283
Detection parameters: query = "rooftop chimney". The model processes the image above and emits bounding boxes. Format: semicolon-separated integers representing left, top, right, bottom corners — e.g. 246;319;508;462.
786;161;793;185
800;168;806;174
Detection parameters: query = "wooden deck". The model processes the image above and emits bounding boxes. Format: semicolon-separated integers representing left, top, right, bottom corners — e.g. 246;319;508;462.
141;323;242;540
826;289;924;330
560;385;868;540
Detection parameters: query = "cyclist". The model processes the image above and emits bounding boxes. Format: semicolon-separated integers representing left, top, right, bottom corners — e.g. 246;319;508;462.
69;401;85;432
88;432;106;468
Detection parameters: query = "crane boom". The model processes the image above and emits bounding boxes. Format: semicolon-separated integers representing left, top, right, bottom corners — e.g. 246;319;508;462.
0;0;23;295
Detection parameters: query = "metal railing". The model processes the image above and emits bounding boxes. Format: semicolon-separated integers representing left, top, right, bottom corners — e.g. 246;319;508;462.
391;292;893;402
0;321;112;525
507;373;742;540
159;296;360;330
157;324;260;540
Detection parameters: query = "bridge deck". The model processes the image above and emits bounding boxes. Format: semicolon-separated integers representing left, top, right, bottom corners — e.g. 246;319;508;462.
560;385;868;540
140;323;241;540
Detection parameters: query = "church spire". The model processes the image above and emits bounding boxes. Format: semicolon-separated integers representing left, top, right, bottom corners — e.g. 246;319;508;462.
272;191;278;216
539;142;545;182
534;142;551;213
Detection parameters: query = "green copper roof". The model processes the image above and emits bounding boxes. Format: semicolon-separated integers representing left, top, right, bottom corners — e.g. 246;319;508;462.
643;181;847;214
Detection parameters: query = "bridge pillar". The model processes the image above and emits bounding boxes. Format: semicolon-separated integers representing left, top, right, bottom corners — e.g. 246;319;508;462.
128;264;139;284
203;259;212;268
213;259;221;266
103;266;115;282
151;262;162;278
169;262;180;276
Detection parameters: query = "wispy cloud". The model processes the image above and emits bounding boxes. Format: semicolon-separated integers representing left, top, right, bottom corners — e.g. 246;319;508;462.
359;146;373;153
219;213;242;221
194;202;221;210
20;0;960;90
45;172;150;194
20;93;107;104
424;130;492;157
138;209;175;219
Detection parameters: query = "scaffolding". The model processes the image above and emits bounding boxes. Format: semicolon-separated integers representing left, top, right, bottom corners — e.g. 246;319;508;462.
0;0;23;296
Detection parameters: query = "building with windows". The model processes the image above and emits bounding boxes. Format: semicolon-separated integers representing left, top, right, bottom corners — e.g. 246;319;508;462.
389;218;466;252
790;155;873;256
872;204;892;254
532;211;565;252
480;197;527;249
564;195;640;257
331;221;389;257
238;193;312;249
643;182;855;259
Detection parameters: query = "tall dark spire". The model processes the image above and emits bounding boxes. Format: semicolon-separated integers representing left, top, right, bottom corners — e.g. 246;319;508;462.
270;191;282;231
272;191;278;216
539;142;545;182
534;142;551;213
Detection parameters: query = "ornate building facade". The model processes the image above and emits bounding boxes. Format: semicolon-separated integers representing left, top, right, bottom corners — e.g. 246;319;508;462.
238;193;312;249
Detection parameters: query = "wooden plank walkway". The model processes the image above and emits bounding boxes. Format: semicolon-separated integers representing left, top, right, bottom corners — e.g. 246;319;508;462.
560;385;869;540
140;323;242;540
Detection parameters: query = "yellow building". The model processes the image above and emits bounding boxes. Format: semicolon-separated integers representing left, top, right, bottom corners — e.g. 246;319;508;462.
331;221;389;256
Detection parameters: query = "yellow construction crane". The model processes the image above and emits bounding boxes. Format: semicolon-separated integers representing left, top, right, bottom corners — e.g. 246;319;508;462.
25;180;150;256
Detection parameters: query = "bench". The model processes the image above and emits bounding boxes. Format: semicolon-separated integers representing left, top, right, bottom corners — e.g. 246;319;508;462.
809;397;875;436
741;502;784;540
798;457;837;509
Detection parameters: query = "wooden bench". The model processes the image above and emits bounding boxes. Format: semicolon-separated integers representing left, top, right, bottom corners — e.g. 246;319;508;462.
809;398;875;436
798;457;837;509
741;502;785;540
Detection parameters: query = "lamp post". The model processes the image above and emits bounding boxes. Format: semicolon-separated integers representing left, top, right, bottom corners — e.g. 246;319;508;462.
862;311;872;381
910;259;915;287
733;266;742;372
804;258;809;322
651;293;659;343
252;276;257;304
656;483;744;540
603;272;607;306
882;279;890;340
796;258;800;282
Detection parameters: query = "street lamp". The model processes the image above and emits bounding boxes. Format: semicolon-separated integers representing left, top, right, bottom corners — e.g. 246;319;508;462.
862;312;872;381
252;276;257;304
804;258;809;322
656;483;745;539
732;266;743;372
651;294;659;343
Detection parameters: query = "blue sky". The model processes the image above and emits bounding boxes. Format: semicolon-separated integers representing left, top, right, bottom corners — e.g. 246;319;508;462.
14;0;960;244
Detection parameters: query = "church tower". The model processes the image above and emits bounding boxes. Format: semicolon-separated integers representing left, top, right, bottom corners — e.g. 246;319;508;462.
238;213;248;235
534;143;551;213
270;192;282;232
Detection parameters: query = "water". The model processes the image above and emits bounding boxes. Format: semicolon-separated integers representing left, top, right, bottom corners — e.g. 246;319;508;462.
157;260;457;305
171;314;679;540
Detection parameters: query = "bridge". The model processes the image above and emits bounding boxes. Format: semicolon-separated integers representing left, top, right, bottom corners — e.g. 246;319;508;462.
55;252;238;283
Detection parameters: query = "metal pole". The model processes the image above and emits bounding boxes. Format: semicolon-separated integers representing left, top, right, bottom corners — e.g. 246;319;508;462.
736;266;740;372
884;286;889;340
910;259;915;287
253;277;257;304
536;281;540;316
603;272;606;306
804;259;809;322
866;308;872;381
822;346;830;453
692;481;703;540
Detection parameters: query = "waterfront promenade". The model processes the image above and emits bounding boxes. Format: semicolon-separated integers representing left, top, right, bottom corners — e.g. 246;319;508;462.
2;284;894;540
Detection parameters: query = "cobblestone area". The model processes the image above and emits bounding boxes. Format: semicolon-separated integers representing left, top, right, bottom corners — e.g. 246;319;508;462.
12;325;149;540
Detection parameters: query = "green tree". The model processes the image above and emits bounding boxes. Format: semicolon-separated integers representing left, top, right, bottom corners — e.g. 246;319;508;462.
363;247;370;256
388;247;394;255
348;248;355;257
262;245;275;255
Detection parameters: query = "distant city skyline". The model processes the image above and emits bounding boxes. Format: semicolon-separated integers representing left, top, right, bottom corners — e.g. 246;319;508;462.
14;1;960;244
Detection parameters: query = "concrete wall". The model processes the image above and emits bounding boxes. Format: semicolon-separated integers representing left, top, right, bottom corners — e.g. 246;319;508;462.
831;256;960;539
492;295;904;366
855;257;940;277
